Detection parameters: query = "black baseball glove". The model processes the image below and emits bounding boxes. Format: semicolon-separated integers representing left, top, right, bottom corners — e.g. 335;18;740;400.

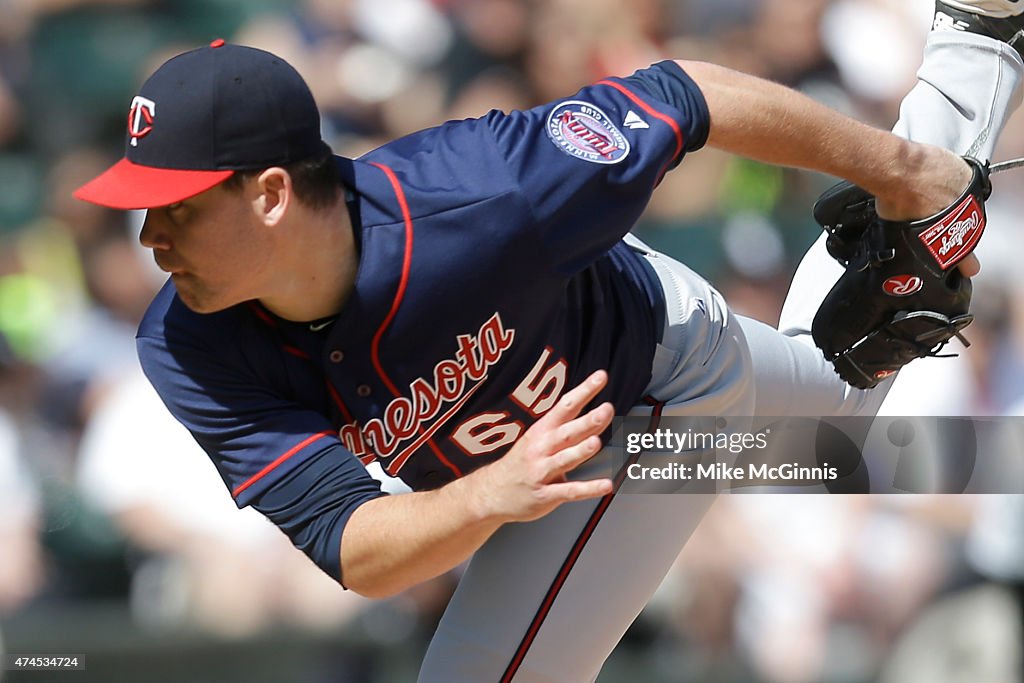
810;157;992;389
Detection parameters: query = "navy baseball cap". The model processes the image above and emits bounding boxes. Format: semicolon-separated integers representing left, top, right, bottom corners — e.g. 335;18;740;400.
74;40;327;210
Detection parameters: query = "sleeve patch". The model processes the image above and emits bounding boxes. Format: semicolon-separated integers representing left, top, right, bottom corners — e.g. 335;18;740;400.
545;101;630;165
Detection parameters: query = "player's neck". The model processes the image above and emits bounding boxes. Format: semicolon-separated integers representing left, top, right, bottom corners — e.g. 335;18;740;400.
257;195;358;322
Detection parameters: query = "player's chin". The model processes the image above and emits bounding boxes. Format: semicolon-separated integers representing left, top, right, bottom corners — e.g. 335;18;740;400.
172;277;235;314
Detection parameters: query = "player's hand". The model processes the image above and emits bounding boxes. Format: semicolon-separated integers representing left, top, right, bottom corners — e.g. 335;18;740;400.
466;370;615;524
874;147;980;276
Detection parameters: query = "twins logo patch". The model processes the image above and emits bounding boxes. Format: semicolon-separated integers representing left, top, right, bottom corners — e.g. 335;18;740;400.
546;101;630;165
882;275;923;297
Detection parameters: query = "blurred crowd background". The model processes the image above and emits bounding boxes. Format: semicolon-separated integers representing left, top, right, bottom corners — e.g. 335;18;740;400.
1;0;1024;681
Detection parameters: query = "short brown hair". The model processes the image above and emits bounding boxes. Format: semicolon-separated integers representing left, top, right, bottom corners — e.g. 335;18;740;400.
222;149;342;210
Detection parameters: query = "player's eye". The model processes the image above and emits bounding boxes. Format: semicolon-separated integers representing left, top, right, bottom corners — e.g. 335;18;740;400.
164;202;193;225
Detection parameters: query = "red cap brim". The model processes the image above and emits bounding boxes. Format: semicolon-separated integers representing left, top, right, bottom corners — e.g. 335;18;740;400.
73;158;234;210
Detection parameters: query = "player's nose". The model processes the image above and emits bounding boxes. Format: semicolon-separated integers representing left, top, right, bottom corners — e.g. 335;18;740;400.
139;212;172;251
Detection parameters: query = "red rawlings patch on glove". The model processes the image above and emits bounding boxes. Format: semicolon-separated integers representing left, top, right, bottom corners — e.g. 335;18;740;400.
917;194;985;271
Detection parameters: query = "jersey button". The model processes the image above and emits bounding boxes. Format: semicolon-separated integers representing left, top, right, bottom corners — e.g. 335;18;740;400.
329;350;344;363
356;384;372;397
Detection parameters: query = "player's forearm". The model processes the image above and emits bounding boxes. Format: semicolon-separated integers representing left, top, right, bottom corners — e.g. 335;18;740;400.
677;60;964;218
339;473;502;599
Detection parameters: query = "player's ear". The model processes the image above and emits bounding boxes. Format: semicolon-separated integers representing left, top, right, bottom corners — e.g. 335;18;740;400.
253;167;291;227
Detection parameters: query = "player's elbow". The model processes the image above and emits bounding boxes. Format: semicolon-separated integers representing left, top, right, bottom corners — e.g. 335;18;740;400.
341;564;413;600
345;578;405;600
340;524;417;599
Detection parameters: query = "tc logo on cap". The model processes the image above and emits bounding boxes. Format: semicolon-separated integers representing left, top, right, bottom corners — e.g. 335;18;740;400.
128;96;156;147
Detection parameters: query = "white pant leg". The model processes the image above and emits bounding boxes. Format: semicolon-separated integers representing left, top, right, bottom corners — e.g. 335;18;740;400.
755;31;1024;418
892;31;1024;157
416;451;719;683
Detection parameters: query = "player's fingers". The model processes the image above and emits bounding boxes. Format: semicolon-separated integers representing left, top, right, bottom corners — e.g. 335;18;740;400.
548;479;610;505
538;370;608;426
545;434;604;479
958;253;981;278
544;477;614;504
546;402;614;452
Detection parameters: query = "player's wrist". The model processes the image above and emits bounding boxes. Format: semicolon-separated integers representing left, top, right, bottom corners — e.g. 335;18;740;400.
448;467;511;527
864;137;928;216
874;144;971;221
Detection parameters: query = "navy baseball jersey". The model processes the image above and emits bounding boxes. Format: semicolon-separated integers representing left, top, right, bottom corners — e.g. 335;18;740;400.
137;60;710;580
